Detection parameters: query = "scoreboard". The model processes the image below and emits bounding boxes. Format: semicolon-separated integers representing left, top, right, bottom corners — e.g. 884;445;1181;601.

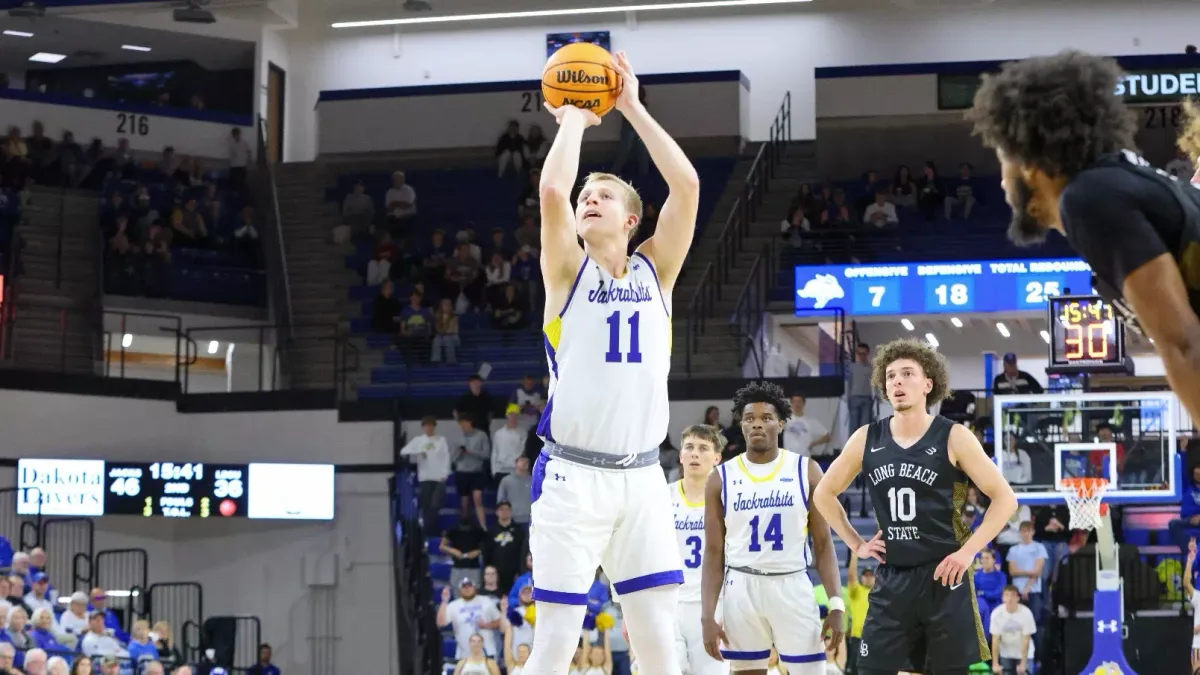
16;459;335;520
793;257;1094;316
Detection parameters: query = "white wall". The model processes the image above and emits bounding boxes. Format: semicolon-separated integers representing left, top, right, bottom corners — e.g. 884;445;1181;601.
0;391;394;675
284;0;1200;160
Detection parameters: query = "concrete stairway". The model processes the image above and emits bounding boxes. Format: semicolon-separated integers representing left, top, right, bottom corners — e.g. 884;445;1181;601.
272;162;355;391
6;187;102;375
671;141;818;378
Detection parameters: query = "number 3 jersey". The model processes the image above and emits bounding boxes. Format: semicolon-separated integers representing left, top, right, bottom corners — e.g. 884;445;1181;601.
537;252;671;455
719;450;812;574
671;480;706;603
862;415;970;568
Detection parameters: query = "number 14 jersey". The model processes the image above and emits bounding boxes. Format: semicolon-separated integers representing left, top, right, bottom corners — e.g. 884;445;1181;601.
862;415;970;568
720;450;812;574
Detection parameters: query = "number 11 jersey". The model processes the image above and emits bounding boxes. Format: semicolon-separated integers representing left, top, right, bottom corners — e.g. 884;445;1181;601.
537;253;671;455
862;415;970;568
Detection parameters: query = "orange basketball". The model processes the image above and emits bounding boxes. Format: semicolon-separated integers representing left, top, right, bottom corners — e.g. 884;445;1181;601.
542;42;622;117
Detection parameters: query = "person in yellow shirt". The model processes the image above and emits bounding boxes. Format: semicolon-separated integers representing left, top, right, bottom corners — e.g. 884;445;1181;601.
847;550;875;674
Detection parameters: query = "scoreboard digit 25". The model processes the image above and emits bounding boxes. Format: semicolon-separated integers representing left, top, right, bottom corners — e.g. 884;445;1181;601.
1047;295;1129;374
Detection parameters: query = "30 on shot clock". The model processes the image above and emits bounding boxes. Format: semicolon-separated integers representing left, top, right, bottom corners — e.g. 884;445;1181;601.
1047;295;1129;374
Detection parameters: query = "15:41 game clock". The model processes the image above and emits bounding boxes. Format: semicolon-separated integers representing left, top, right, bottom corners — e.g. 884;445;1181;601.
1047;295;1130;374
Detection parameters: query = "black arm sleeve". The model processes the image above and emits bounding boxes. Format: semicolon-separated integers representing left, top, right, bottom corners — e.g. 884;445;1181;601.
1060;172;1171;290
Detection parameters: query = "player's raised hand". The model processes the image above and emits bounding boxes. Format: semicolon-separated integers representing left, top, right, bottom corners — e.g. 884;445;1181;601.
856;531;886;564
823;609;845;658
934;548;974;587
701;616;728;661
441;586;451;603
543;102;601;128
610;51;640;113
1189;537;1197;562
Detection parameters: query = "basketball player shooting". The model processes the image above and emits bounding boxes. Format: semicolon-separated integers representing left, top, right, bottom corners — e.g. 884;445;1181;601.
812;340;1018;675
701;382;845;675
525;50;700;675
671;425;729;675
966;50;1200;425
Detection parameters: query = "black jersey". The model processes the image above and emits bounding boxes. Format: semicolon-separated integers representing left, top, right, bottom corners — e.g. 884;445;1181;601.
862;415;970;568
1059;150;1200;334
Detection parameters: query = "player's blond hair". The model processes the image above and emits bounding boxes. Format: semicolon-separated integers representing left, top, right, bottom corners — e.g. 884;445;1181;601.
583;172;644;240
681;424;727;452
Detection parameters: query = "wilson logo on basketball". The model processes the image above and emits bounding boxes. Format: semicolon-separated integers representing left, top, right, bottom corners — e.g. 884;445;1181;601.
556;69;611;86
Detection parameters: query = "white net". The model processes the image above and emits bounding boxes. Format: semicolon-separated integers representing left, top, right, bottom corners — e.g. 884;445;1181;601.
1060;478;1109;531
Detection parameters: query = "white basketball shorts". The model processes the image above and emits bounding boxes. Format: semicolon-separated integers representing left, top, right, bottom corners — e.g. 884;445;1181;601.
529;449;682;603
676;601;729;675
720;568;826;673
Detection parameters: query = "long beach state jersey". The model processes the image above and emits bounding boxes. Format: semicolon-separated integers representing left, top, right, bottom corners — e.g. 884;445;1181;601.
537;252;671;455
671;480;706;602
720;450;811;573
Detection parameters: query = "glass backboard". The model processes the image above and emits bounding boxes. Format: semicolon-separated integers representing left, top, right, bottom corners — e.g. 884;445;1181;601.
992;391;1182;505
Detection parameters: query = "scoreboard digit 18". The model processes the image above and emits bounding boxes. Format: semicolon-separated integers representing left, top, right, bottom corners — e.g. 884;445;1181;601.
1047;295;1131;374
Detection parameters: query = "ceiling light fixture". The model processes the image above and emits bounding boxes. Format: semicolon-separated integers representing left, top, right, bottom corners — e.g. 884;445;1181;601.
28;52;65;63
332;0;812;28
950;317;963;328
1039;330;1050;344
121;44;152;52
901;318;914;331
996;322;1010;338
207;340;219;355
3;30;33;38
121;334;133;348
925;333;939;348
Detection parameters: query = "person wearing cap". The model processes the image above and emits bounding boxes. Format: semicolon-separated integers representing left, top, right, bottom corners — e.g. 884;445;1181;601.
991;353;1044;396
23;573;54;619
59;591;90;636
89;588;129;643
81;610;128;659
484;501;526;592
437;576;501;660
491;404;528;488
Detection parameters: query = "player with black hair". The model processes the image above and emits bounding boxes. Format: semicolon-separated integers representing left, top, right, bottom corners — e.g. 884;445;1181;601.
966;49;1200;424
700;381;843;675
813;339;1018;675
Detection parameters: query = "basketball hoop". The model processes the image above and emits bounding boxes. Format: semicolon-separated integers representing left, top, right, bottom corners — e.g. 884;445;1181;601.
1059;477;1110;531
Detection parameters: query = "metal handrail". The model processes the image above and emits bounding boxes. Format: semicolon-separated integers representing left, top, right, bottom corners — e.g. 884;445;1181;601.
257;116;295;358
682;91;792;374
685;262;714;375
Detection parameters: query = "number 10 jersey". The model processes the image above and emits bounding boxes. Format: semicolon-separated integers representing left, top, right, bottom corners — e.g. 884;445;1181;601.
862;415;970;568
537;253;671;456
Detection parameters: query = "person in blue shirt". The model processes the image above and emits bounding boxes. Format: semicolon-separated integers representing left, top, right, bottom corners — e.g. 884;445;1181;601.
581;570;610;631
974;548;1007;642
1169;464;1200;553
246;643;281;675
127;620;160;667
506;553;534;611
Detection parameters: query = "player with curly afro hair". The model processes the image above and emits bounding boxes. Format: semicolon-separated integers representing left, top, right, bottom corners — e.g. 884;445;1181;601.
730;380;792;424
871;338;951;410
968;50;1200;427
965;50;1138;246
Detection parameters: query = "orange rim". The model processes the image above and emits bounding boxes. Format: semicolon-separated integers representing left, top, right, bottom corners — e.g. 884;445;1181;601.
1060;477;1110;516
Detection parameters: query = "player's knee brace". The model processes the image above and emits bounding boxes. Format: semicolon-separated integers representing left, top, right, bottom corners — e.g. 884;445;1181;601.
522;603;588;675
621;585;684;675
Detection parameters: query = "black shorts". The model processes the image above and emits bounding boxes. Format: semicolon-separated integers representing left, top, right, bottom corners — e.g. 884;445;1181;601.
857;560;990;673
455;470;488;495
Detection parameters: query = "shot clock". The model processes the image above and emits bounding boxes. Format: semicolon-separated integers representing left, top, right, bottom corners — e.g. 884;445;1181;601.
17;459;334;520
1047;295;1130;374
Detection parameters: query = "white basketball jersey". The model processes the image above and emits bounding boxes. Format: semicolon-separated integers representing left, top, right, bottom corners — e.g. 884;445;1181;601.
670;480;706;603
720;450;811;573
537;252;671;455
